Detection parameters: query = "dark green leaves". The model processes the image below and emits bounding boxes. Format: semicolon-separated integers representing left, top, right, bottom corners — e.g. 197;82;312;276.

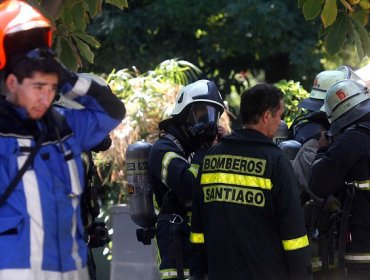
303;0;322;20
325;12;346;55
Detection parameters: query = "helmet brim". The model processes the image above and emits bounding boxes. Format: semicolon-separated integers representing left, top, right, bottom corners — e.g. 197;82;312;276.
298;98;324;112
328;98;370;136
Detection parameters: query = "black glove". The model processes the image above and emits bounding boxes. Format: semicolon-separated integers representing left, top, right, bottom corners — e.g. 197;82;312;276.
91;135;112;152
58;63;78;94
88;222;110;248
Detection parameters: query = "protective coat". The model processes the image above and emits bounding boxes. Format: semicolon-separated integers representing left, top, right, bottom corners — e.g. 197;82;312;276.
191;129;312;280
309;120;370;265
148;123;208;279
0;76;125;280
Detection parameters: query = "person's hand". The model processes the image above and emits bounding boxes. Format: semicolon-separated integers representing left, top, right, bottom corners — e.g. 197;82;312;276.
211;125;228;146
217;125;228;139
58;62;78;94
318;131;330;148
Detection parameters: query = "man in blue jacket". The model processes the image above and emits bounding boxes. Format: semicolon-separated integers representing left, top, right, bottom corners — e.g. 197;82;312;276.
0;5;125;278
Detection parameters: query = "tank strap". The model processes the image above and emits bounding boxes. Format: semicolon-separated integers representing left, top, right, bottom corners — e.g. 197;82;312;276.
344;123;370;135
163;133;185;154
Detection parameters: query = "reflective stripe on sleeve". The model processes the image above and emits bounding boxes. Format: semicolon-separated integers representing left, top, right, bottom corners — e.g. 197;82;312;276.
161;152;187;187
190;232;204;244
282;235;309;251
188;163;199;178
160;268;190;279
201;172;272;190
345;253;370;263
351;180;370;190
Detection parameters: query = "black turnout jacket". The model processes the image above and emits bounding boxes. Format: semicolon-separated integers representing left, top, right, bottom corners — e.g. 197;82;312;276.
191;128;312;280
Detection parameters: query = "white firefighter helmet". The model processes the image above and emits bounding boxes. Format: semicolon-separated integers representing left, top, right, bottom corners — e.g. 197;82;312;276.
273;120;289;145
324;79;370;135
299;70;348;111
171;79;224;116
169;79;224;138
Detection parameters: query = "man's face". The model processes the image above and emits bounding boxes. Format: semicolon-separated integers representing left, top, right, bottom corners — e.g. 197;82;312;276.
6;72;58;120
267;99;285;138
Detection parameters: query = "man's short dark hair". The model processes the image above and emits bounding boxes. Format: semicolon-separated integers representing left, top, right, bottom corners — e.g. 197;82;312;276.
240;83;283;124
7;51;62;83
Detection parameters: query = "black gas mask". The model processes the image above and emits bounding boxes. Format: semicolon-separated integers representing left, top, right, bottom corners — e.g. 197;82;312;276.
186;103;221;145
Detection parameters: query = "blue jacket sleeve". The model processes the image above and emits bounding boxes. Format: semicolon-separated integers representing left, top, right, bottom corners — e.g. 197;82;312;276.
57;75;126;151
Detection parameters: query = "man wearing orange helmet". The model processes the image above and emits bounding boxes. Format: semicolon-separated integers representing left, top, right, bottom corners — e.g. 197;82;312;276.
0;1;126;279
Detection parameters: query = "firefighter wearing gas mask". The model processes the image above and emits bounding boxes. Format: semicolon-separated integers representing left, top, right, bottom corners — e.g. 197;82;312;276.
309;79;370;279
147;79;225;280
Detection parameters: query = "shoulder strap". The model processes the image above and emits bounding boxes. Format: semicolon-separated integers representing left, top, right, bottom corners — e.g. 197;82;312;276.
0;132;46;207
344;123;370;136
163;133;185;155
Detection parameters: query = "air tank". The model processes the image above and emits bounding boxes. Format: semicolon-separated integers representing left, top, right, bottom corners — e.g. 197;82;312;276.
125;140;156;229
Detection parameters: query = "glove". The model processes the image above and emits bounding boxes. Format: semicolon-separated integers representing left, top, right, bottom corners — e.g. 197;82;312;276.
91;135;112;152
58;62;78;94
88;222;110;248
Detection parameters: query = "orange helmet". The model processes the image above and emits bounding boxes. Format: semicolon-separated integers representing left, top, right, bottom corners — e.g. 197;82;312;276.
0;0;53;70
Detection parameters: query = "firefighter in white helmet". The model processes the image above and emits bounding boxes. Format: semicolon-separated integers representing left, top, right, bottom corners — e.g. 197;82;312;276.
292;68;358;200
309;79;370;279
291;69;365;277
147;79;226;280
291;69;347;144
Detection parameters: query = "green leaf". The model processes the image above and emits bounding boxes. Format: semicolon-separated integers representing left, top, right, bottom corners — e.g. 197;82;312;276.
59;38;79;71
325;13;347;55
352;9;368;26
73;36;95;63
351;18;370;58
74;31;101;48
60;6;74;29
86;0;103;18
321;0;337;28
298;0;308;8
319;24;329;38
105;0;128;10
352;26;365;60
303;0;322;20
71;2;87;31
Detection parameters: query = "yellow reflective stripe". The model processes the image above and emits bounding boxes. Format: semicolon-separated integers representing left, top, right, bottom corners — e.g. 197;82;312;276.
188;163;199;178
352;180;370;190
282;235;309;251
345;253;370;263
160;269;190;279
153;197;160;215
161;151;187;187
190;232;204;244
201;172;272;190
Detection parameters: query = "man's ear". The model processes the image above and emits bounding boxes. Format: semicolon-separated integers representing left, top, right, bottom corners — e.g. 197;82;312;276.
261;110;270;124
5;74;18;93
